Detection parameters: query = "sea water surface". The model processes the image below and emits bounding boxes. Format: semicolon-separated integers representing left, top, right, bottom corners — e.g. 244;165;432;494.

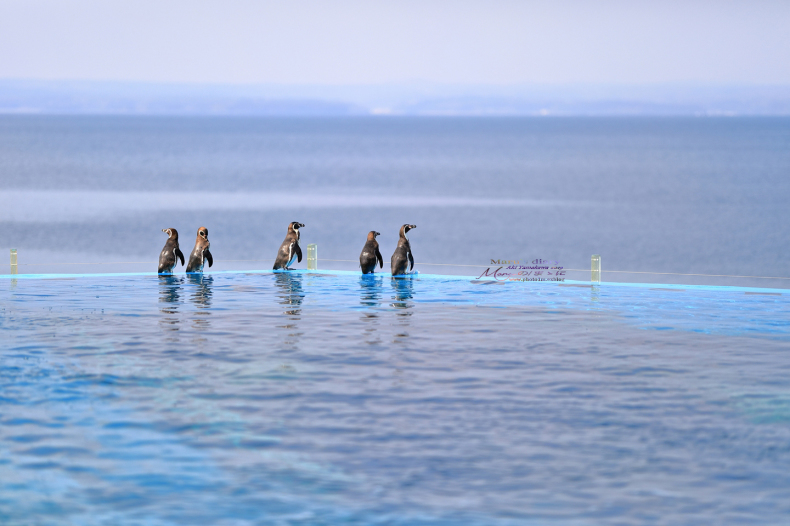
1;271;790;525
0;116;789;287
1;116;790;524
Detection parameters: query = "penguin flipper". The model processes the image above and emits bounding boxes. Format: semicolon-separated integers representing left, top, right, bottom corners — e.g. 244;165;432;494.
408;250;414;272
376;248;383;269
176;248;185;266
295;243;303;263
205;249;213;268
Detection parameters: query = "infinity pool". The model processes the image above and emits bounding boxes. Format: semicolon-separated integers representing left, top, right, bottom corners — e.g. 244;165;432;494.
1;271;789;525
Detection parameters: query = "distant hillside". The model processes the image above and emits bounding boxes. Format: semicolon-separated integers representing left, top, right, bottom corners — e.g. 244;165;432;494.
1;80;789;116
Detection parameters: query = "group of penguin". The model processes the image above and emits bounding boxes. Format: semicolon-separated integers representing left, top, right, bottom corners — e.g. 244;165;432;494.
158;222;418;276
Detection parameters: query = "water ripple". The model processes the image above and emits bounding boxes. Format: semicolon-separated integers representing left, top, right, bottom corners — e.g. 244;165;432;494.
1;273;789;524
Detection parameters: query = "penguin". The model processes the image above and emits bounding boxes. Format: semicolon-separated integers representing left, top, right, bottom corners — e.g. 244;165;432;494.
390;224;416;276
158;228;185;274
273;222;305;270
359;231;383;274
186;226;213;273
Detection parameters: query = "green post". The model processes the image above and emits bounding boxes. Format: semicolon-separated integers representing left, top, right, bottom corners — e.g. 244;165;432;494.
591;254;601;283
307;244;317;270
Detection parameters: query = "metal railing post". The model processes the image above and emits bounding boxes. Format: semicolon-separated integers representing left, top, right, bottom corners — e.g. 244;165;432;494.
307;244;317;270
591;254;601;283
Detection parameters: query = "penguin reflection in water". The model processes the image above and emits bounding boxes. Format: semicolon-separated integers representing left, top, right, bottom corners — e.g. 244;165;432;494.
390;224;416;276
274;272;304;316
187;273;213;310
273;222;305;270
187;273;213;334
391;274;414;312
158;228;185;275
359;231;383;274
186;226;213;273
158;273;183;320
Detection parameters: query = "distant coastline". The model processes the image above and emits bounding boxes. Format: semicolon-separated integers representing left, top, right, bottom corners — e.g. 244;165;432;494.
1;79;789;117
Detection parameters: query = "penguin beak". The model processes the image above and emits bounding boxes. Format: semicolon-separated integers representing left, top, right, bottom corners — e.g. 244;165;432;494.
376;232;381;236
300;223;306;228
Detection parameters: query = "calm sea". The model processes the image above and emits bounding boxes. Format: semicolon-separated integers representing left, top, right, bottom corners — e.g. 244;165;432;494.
1;116;788;286
2;116;790;524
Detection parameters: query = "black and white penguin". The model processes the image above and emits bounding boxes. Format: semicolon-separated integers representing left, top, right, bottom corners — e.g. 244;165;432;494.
158;228;185;274
186;226;213;273
273;222;305;270
390;224;416;276
359;231;383;274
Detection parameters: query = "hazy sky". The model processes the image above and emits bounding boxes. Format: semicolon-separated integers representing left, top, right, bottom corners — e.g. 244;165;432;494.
1;0;789;85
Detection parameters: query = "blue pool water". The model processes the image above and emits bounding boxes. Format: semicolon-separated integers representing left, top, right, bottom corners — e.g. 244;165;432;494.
1;271;790;525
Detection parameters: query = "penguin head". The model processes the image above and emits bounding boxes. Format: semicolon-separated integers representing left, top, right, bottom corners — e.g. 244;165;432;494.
197;227;208;240
400;224;416;237
289;222;305;233
367;231;381;241
162;228;179;240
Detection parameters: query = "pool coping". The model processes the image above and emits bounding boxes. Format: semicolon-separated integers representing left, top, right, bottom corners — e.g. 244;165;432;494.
0;268;786;295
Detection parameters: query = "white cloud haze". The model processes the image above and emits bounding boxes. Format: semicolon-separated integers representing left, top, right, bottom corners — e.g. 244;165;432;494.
1;0;789;85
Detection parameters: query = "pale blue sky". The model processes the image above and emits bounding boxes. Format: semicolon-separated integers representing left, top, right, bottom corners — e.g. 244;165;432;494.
1;0;789;86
